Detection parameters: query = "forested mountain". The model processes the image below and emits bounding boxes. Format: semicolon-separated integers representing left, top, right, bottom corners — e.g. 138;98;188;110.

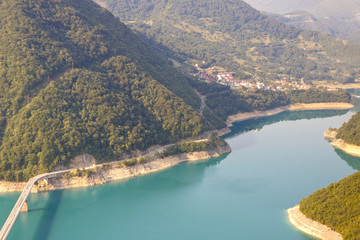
98;0;360;82
0;0;206;181
300;172;360;239
246;0;360;43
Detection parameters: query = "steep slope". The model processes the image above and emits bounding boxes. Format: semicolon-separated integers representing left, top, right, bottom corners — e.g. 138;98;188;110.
0;0;205;181
300;172;360;240
98;0;360;82
0;0;201;112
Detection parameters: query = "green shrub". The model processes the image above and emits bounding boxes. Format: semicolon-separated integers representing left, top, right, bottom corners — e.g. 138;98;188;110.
138;157;150;164
123;158;137;167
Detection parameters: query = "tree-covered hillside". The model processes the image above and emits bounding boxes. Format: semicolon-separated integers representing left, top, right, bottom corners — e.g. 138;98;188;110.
99;0;360;82
190;79;351;124
0;0;201;112
288;88;351;103
300;172;360;239
0;0;206;181
336;112;360;146
0;0;355;181
300;101;360;240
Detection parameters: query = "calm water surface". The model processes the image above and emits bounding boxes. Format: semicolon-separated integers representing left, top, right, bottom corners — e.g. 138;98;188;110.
2;96;360;240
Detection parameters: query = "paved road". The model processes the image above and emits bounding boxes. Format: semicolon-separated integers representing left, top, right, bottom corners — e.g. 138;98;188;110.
0;170;69;240
198;95;206;115
194;90;206;115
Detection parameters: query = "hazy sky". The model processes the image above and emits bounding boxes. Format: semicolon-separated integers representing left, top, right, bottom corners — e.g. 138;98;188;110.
243;0;322;14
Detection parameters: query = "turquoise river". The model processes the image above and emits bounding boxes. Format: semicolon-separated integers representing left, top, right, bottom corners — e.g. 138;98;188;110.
2;91;360;239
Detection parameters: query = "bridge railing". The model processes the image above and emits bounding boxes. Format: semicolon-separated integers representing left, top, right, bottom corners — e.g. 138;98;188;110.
0;170;70;240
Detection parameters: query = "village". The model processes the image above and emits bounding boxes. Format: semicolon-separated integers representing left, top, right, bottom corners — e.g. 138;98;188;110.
190;64;315;91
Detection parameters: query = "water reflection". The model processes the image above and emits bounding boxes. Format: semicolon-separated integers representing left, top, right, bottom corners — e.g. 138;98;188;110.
125;153;230;192
226;109;349;138
31;191;63;240
347;89;360;112
334;149;360;171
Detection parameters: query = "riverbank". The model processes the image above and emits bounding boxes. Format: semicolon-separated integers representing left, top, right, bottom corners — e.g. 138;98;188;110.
331;139;360;157
0;144;231;193
287;205;343;240
324;130;360;157
324;130;337;140
289;130;359;239
0;102;353;193
227;103;354;125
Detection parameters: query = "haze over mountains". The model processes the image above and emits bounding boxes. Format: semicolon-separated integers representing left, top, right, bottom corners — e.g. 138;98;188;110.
243;0;323;14
245;0;360;43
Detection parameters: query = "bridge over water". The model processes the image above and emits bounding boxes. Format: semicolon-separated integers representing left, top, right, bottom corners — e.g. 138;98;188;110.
0;170;69;240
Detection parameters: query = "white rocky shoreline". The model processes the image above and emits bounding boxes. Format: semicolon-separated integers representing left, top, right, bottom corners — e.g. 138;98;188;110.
287;205;343;240
324;129;360;157
0;144;231;193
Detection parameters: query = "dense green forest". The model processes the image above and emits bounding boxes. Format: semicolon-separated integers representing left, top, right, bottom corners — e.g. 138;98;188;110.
298;87;360;240
0;58;205;181
205;89;289;120
100;0;360;82
0;0;207;181
0;0;355;181
336;111;360;146
190;80;351;121
288;88;351;103
300;172;360;239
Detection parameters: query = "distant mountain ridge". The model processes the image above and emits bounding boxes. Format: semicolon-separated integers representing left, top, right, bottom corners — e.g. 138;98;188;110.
244;0;360;16
245;0;360;43
98;0;360;82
